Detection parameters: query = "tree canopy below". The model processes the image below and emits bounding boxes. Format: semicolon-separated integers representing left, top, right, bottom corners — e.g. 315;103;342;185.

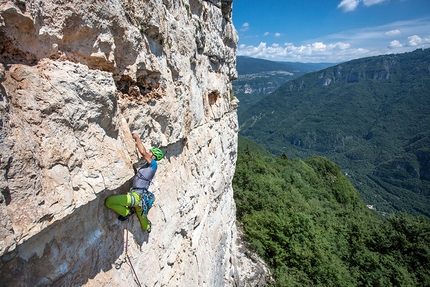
233;143;430;286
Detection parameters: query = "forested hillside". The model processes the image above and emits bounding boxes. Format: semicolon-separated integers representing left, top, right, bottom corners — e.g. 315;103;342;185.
233;140;430;286
239;48;430;217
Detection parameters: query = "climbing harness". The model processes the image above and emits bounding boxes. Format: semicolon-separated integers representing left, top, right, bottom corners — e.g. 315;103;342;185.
135;172;154;186
115;217;142;287
130;188;155;215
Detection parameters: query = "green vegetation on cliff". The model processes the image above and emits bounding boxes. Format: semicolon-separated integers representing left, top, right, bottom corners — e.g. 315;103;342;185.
233;142;430;286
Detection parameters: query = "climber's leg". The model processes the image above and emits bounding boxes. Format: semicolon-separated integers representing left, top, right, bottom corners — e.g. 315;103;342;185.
135;206;151;231
105;194;132;217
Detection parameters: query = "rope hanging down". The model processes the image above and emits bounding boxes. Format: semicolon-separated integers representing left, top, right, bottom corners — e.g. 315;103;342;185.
115;215;142;287
126;218;142;287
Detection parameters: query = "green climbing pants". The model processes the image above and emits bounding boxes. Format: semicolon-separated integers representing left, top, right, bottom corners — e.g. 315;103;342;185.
105;192;151;231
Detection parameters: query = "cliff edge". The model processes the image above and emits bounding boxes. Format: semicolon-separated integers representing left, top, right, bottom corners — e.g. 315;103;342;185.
0;0;269;286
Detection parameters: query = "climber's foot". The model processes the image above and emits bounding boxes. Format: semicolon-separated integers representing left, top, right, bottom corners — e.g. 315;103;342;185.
118;208;134;221
147;220;152;233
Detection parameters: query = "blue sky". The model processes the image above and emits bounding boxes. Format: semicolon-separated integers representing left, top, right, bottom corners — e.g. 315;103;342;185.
232;0;430;63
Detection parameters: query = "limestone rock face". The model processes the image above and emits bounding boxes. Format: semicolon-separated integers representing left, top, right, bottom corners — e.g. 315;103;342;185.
0;0;270;286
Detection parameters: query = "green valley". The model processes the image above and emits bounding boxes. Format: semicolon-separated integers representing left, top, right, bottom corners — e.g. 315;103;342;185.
238;48;430;217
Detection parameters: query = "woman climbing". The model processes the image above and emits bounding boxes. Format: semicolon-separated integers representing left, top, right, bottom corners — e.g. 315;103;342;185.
105;132;164;232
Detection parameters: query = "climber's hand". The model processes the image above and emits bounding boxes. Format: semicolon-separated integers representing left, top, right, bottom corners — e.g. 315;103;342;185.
132;132;139;140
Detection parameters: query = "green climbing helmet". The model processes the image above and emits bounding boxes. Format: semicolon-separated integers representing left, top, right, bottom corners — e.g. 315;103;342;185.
150;148;164;161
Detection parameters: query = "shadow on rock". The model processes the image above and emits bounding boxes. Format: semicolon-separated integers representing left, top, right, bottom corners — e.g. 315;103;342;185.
0;177;135;287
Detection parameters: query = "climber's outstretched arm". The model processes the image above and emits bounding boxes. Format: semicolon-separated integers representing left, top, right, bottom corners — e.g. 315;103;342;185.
132;132;153;163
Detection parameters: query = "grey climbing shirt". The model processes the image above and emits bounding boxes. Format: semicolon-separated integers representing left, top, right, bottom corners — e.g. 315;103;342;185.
133;159;157;190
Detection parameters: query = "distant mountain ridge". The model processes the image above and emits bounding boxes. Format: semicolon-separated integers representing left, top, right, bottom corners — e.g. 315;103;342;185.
239;48;430;217
236;56;336;75
233;56;335;115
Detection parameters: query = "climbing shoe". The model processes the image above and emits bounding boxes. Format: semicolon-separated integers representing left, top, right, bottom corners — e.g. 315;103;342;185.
118;208;135;221
147;220;152;233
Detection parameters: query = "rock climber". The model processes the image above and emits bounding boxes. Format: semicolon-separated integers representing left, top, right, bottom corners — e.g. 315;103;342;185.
105;132;164;232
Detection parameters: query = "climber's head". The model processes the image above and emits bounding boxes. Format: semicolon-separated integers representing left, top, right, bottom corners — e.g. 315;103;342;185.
150;148;164;161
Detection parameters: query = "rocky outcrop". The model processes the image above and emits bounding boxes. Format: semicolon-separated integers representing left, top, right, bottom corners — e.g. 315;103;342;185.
316;56;396;86
0;0;270;286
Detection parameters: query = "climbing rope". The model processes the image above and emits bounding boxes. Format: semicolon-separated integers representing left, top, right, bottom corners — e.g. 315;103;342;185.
115;213;142;287
125;217;142;287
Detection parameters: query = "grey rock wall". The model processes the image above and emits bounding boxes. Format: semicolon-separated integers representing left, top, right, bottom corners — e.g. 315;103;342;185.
0;0;270;286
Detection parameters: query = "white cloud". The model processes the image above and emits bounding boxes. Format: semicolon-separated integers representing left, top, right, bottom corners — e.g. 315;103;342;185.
237;18;430;62
263;32;281;37
338;0;388;12
240;22;249;32
363;0;387;6
313;42;327;50
337;0;359;12
406;35;430;47
386;29;401;36
314;18;430;49
389;40;403;48
407;35;422;46
334;42;352;49
237;41;359;63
